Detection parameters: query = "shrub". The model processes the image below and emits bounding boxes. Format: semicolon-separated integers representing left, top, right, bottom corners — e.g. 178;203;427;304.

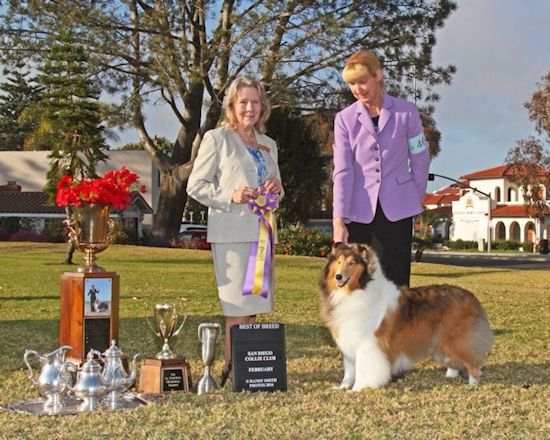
0;227;8;241
492;240;533;252
42;220;67;243
275;225;332;257
109;221;139;245
443;239;478;250
171;237;211;250
8;230;49;242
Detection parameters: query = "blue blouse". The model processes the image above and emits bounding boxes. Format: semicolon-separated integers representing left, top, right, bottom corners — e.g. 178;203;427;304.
246;147;267;186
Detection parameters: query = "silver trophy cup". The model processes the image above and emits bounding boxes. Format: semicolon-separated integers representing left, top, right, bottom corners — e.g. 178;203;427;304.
146;304;187;359
196;323;222;395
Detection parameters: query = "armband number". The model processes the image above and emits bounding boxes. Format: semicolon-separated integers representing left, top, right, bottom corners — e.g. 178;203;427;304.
408;133;427;155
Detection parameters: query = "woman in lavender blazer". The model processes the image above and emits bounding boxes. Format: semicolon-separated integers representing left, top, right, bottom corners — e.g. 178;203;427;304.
332;49;430;286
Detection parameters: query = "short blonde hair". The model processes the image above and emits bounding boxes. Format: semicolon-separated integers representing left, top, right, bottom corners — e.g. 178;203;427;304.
342;49;384;87
221;76;271;134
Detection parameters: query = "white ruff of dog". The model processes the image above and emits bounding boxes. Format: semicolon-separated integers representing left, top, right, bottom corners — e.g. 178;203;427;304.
320;243;494;391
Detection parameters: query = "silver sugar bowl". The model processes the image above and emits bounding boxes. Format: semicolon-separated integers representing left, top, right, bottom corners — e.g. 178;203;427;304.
71;349;112;411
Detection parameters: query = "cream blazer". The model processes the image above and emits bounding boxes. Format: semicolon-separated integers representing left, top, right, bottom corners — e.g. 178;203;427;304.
187;127;284;243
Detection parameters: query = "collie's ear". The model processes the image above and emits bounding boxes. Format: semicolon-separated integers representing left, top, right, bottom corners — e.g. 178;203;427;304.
352;243;377;274
363;246;378;275
331;241;347;255
351;243;368;256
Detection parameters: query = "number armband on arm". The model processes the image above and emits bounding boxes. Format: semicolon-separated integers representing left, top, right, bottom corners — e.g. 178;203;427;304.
408;133;427;155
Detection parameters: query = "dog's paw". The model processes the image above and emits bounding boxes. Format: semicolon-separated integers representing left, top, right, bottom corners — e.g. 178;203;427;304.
445;368;460;378
334;382;352;390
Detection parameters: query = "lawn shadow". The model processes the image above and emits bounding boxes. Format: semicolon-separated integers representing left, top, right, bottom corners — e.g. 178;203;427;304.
113;258;213;266
393;361;550;389
0;296;59;301
0;315;225;372
414;270;508;279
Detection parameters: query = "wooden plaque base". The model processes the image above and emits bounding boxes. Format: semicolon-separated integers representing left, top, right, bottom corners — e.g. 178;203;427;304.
59;271;119;364
138;358;192;395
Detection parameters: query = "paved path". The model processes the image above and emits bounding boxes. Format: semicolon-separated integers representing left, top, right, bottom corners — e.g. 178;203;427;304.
417;251;550;270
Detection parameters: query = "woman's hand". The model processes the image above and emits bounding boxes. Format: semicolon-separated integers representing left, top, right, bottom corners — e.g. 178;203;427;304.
332;217;349;244
264;178;282;195
232;186;258;204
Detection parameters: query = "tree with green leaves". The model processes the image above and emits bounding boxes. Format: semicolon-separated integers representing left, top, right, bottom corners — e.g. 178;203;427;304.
1;0;456;245
505;138;549;222
524;72;550;143
19;30;108;198
505;72;550;242
0;66;41;151
266;107;330;225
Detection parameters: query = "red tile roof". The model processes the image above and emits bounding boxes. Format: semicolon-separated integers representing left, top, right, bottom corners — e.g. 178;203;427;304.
424;189;461;206
491;204;549;218
461;164;549;180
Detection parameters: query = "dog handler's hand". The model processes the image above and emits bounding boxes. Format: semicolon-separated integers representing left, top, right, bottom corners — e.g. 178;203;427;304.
232;186;257;204
263;178;282;195
332;217;349;244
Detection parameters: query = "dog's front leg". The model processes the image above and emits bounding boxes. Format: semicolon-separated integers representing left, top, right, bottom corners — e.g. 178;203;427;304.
351;340;391;391
336;354;355;390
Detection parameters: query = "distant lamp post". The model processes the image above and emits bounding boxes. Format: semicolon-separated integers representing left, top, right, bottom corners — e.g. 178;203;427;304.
429;173;493;253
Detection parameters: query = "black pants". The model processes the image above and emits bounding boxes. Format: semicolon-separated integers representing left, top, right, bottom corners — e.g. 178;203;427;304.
347;203;413;287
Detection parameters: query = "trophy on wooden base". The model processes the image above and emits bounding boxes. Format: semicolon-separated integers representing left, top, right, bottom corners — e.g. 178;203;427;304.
138;304;191;394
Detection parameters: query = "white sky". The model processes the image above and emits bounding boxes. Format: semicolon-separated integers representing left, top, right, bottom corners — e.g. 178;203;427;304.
428;0;550;191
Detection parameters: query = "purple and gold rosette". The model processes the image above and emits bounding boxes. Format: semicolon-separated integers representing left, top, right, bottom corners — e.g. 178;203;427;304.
242;185;279;298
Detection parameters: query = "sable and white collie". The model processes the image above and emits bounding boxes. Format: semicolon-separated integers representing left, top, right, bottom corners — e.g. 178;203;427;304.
320;243;494;391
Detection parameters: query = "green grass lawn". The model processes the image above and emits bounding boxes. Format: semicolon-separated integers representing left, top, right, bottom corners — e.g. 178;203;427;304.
0;242;549;439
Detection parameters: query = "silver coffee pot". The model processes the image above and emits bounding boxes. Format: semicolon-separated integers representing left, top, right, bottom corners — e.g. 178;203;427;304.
71;349;112;411
101;340;140;409
23;345;76;414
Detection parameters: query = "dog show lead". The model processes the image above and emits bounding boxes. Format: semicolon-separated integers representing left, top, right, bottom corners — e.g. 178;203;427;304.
187;76;283;386
332;49;431;287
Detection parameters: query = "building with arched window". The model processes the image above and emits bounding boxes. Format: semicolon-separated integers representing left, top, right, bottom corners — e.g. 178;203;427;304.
424;165;550;246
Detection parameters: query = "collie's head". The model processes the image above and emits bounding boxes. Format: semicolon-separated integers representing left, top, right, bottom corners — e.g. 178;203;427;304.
320;243;378;296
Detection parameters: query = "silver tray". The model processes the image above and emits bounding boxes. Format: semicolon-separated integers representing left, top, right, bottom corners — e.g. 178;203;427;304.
9;393;149;416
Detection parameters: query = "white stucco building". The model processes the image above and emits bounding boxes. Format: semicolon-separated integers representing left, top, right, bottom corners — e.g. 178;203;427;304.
425;165;550;246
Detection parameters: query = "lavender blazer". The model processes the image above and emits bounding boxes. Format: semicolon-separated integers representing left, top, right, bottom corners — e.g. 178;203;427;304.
332;94;430;223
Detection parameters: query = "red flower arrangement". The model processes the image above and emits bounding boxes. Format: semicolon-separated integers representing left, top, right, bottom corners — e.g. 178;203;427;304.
56;166;147;209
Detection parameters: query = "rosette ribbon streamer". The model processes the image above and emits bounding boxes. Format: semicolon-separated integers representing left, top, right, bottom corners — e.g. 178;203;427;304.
242;186;279;298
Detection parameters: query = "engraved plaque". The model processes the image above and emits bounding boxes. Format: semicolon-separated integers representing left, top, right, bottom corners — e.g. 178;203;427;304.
231;323;287;392
162;368;185;392
84;318;111;354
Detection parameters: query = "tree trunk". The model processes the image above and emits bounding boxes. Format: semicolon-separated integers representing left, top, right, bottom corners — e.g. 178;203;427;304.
151;172;188;246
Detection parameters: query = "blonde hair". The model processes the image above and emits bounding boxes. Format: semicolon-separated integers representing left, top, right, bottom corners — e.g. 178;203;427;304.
221;76;271;134
342;49;384;87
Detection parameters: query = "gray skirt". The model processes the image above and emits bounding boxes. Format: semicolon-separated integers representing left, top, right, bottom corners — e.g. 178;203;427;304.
211;242;274;317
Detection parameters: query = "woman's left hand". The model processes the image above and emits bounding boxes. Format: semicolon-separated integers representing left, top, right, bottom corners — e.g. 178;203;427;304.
263;178;282;195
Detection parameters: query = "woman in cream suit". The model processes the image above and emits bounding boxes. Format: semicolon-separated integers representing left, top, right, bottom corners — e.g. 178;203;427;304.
187;76;283;383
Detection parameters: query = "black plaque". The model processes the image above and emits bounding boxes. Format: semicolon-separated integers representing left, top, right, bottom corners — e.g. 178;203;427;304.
84;318;111;354
162;368;185;392
231;323;287;392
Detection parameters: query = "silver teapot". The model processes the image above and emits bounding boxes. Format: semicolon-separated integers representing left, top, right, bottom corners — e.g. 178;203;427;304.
71;349;112;411
101;340;140;409
23;345;76;414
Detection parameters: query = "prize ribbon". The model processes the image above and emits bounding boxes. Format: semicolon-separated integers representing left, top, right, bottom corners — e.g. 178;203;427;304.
242;185;279;298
